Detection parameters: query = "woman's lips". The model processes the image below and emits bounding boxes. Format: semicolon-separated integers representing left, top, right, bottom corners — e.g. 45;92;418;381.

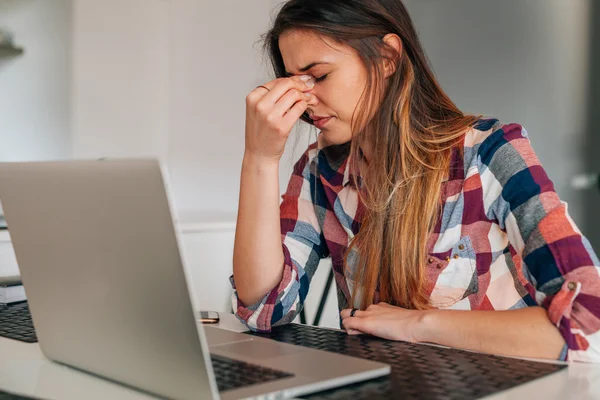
312;116;333;129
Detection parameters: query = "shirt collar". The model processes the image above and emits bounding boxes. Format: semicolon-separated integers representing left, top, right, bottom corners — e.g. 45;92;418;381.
319;139;463;188
318;139;353;187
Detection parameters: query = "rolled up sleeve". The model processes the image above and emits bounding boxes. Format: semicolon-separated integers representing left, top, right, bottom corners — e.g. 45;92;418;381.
230;145;329;332
479;123;600;363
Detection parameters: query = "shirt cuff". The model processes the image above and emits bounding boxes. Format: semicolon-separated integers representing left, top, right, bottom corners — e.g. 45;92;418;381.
229;275;274;332
558;343;569;361
546;280;581;327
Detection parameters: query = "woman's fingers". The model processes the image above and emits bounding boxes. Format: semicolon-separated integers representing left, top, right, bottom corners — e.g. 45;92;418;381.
340;308;367;319
248;76;314;133
342;316;370;333
247;85;270;102
273;88;310;117
340;302;398;321
243;75;315;162
281;99;308;128
260;76;315;106
246;76;311;111
346;328;364;335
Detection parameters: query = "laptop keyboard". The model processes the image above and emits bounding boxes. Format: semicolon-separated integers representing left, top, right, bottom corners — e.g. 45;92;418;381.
0;389;37;400
0;302;37;343
211;354;294;392
0;302;294;393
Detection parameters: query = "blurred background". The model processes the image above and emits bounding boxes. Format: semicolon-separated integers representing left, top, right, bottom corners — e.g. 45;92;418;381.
0;0;598;328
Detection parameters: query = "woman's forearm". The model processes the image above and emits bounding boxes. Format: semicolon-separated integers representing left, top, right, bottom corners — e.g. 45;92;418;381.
416;307;566;360
233;154;285;306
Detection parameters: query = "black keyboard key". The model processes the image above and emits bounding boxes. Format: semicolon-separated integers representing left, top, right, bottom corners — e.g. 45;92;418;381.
0;389;38;400
0;302;38;343
211;354;294;392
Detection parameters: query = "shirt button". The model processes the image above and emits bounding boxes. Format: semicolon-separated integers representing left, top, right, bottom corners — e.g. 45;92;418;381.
445;256;451;262
428;258;434;264
453;254;459;259
458;244;465;251
437;264;443;269
567;282;577;291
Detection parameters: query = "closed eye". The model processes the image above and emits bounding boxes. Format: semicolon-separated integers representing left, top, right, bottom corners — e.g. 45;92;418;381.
315;74;328;83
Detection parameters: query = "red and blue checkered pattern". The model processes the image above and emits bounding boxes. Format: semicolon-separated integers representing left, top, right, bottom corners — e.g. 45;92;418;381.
231;119;600;362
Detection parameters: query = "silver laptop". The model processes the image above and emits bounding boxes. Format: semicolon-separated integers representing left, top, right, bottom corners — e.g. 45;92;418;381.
0;159;390;400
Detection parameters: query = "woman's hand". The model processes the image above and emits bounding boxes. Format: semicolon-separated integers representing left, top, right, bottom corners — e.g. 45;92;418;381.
340;302;426;343
244;76;315;164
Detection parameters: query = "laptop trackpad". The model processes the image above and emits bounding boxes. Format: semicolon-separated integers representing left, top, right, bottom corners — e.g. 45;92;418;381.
204;326;255;346
214;339;303;360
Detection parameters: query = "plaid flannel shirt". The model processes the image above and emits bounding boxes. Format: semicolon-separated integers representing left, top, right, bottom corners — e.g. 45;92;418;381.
231;119;600;362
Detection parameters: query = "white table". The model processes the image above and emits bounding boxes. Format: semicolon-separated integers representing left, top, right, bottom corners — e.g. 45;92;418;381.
1;313;599;400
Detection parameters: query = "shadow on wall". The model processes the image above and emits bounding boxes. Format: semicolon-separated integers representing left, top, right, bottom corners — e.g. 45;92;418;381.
582;0;600;250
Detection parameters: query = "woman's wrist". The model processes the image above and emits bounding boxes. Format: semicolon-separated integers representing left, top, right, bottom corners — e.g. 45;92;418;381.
242;152;281;170
412;309;439;344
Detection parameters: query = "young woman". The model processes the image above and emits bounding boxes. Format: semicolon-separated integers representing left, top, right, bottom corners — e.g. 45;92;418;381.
231;0;600;363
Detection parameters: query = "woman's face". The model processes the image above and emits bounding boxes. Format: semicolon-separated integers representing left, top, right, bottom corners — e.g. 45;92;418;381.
279;30;368;146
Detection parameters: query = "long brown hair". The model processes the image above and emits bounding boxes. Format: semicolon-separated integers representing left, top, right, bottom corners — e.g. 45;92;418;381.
265;0;479;310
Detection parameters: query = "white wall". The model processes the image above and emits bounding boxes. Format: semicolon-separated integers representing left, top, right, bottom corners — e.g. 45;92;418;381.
0;0;72;162
0;233;18;277
0;0;72;277
168;0;288;214
71;0;170;161
179;227;236;313
403;0;592;227
70;0;289;215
